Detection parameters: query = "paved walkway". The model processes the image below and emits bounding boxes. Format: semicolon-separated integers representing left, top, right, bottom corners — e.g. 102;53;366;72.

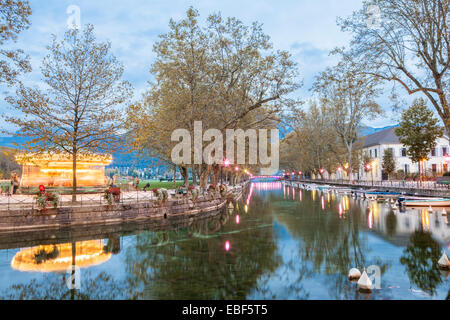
0;184;243;211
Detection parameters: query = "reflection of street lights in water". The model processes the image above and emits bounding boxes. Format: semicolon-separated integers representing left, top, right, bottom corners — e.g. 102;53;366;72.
368;209;373;229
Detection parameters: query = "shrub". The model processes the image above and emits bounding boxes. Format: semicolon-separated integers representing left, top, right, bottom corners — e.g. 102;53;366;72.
35;192;59;210
103;189;114;205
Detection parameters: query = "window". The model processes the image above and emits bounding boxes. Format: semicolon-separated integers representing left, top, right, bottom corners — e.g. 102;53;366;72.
369;150;372;157
443;147;448;156
404;164;409;174
401;148;407;157
431;148;436;157
432;164;437;173
374;149;377;158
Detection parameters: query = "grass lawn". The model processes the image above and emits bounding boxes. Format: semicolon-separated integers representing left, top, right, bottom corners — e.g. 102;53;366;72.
122;180;193;190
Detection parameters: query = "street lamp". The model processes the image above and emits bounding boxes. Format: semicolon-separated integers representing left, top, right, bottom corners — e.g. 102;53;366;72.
319;168;325;180
221;158;230;184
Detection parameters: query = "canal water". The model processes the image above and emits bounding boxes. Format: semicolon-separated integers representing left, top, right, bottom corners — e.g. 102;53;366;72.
0;181;448;300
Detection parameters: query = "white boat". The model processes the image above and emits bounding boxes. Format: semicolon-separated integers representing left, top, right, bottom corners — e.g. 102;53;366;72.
404;198;450;207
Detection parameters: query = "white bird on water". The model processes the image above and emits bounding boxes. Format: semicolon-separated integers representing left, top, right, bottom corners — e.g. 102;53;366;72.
438;252;450;270
357;268;373;292
348;268;361;280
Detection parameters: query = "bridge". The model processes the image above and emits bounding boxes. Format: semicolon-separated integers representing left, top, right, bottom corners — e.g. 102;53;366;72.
250;175;283;182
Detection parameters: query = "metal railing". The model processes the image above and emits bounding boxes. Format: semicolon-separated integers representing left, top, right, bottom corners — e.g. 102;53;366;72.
0;183;245;212
287;178;450;191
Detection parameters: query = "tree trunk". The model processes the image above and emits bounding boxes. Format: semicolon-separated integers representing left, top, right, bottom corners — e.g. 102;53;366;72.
347;146;353;182
173;165;177;189
181;166;189;189
72;151;77;202
418;161;423;186
212;164;220;185
70;241;76;300
198;164;211;190
192;166;197;185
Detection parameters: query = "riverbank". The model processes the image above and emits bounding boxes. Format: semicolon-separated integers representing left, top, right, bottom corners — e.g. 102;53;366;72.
288;179;450;198
0;183;247;233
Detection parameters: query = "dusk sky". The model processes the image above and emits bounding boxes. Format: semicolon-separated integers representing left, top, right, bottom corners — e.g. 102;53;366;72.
1;0;413;132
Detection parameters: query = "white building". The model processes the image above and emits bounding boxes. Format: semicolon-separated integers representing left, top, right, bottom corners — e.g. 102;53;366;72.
358;126;450;180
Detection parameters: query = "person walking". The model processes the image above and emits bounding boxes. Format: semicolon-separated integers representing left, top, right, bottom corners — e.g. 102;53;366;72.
134;177;140;191
11;173;19;195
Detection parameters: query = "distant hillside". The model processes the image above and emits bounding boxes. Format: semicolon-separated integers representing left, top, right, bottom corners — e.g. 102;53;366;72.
0;125;396;168
0;136;156;168
0;136;29;149
0;146;21;177
358;125;397;137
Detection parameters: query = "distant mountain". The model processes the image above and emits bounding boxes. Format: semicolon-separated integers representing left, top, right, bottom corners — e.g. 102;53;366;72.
0;135;156;168
110;150;159;168
358;125;398;137
0;124;397;168
0;136;29;148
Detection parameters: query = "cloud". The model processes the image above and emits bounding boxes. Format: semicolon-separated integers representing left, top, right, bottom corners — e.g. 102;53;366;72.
2;0;408;132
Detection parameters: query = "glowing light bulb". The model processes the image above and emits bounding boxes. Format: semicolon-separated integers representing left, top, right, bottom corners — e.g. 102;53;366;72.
225;241;231;251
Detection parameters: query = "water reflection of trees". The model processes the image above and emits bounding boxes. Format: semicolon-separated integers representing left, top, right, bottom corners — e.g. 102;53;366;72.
0;271;127;300
400;230;443;296
272;189;391;299
124;199;281;299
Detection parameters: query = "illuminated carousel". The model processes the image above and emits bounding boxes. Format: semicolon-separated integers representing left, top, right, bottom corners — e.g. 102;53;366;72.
11;240;112;272
15;153;112;188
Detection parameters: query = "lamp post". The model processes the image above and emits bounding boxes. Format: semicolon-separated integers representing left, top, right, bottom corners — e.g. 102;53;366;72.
221;158;230;184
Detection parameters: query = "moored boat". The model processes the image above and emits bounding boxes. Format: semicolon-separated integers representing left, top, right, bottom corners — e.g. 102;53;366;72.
404;198;450;207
